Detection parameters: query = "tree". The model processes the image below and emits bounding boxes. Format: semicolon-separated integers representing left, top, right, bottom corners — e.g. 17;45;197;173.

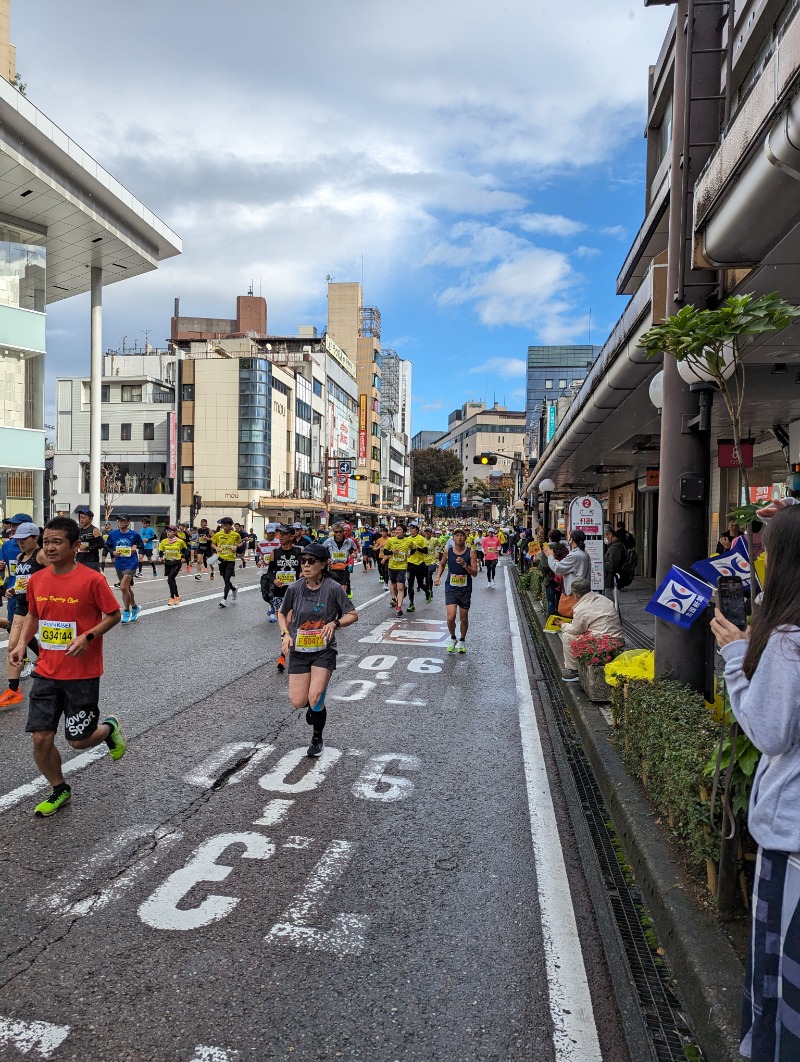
464;476;490;502
100;459;126;521
640;292;800;497
410;448;463;498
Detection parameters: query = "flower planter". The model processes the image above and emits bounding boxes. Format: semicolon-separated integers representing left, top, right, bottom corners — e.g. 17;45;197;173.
577;661;613;703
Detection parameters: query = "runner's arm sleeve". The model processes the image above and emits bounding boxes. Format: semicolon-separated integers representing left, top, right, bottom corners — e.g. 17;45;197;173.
85;530;104;556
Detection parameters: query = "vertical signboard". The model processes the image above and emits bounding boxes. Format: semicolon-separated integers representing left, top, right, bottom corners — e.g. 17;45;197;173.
568;495;604;592
168;411;177;479
449;492;461;508
358;394;368;467
546;402;557;444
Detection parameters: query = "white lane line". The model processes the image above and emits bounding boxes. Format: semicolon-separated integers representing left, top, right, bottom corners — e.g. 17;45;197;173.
504;569;602;1060
0;1016;71;1058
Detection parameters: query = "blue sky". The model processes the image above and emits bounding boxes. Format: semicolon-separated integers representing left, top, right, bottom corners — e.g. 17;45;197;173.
15;0;673;433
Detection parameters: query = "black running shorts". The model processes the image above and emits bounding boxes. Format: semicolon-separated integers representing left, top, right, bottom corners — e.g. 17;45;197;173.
287;647;337;674
26;675;102;741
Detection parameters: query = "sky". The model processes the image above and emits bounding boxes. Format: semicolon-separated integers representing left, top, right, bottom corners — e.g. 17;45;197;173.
15;0;673;434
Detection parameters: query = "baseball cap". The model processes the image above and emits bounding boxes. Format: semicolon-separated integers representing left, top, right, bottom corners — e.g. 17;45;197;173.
10;513;32;524
165;524;178;533
300;543;329;562
115;513;129;521
266;523;278;533
292;522;304;530
13;521;39;539
74;506;94;518
278;524;294;534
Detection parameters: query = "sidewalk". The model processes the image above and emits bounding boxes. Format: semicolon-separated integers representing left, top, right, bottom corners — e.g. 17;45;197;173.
614;576;656;650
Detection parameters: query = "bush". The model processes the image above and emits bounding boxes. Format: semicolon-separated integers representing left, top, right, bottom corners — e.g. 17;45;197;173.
611;678;720;864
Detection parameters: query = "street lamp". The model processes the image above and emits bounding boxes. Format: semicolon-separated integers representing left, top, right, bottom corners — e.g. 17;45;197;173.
538;477;555;537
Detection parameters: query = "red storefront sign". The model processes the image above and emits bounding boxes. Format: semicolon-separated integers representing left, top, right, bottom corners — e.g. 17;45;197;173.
358;394;368;466
718;439;754;468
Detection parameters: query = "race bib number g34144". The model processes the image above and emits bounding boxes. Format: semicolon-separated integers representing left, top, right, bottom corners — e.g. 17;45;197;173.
40;620;77;650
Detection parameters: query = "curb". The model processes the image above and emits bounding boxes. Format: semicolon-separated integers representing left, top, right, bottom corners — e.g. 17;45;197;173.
529;592;744;1062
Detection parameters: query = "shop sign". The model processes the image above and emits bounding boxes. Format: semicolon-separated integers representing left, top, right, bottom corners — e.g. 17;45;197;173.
168;411;177;478
324;333;356;378
646;467;660;488
718;439;754;468
568;495;604;592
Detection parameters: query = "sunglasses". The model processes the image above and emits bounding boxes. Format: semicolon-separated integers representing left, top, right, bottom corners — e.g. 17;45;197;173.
300;557;321;565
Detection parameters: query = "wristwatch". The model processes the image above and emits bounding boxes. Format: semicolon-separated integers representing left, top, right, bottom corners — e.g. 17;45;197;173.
334;618;341;629
85;632;95;642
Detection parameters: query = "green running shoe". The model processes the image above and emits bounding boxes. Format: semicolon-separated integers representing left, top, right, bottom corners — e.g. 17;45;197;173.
35;786;71;817
103;715;127;761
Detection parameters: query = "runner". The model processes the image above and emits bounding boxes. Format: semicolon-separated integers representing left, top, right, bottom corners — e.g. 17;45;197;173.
138;516;159;578
195;519;214;579
213;517;242;607
105;514;144;623
256;524;280;569
382;523;410;616
0;522;45;708
435;527;478;653
8;516;125;817
482;527;501;586
373;525;390;590
322;523;358;600
422;527;438;604
234;522;248;569
474;530;485;573
277;541;358;758
100;521;113;571
176;523;191;572
405;522;429;613
359;525;375;572
74;507;104;571
187;525;200;575
0;512;31;626
262;527;302;666
159;525;187;606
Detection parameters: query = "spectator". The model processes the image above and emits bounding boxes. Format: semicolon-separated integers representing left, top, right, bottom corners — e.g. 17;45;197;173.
715;530;733;554
537;530;564;616
604;527;627;591
616;523;635;550
535;522;545;545
559;577;624;682
710;504;800;1059
543;527;591;594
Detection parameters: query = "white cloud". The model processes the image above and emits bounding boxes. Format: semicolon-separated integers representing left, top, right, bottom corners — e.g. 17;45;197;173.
574;245;602;259
601;225;627;239
419;401;444;411
468;357;527;378
518;213;585;237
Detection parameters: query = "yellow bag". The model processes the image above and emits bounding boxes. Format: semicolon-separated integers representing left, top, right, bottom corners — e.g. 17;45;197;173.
604;649;655;687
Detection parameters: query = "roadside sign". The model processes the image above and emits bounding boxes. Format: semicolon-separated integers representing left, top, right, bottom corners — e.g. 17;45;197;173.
435;493;447;508
568;495;604;592
426;495;434;505
338;460;353;475
449;492;461;508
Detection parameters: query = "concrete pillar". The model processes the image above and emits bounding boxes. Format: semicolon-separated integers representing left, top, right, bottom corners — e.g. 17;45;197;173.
89;266;102;520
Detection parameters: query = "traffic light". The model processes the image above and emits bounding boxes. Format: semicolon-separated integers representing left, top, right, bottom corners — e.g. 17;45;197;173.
350;473;368;480
473;453;498;465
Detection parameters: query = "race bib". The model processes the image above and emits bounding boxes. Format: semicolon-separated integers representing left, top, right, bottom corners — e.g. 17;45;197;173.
218;547;235;560
40;620;77;650
14;575;29;595
330;550;347;569
164;547;182;561
275;571;296;585
295;626;327;652
9;560;16;575
116;545;132;557
449;573;467;588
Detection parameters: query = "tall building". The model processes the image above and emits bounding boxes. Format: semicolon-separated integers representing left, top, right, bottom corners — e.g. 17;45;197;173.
379;350;412;508
525;345;599;436
435;401;527;484
0;38;180;521
412;430;444;451
327;281;383;511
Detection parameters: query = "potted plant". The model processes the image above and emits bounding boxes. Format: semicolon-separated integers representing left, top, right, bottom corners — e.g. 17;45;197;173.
571;633;625;703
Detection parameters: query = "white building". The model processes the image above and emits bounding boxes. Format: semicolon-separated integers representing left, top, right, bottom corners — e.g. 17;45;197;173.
53;351;179;524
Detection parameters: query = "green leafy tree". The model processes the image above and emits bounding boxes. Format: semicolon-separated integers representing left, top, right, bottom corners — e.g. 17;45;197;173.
640;292;800;495
410;447;463;499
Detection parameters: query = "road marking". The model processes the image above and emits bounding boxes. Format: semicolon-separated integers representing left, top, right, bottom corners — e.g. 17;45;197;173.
264;839;369;956
184;742;274;789
359;617;452;645
352;753;420;803
191;1045;241;1061
257;746;342;794
504;571;602;1060
253;798;295;827
0;746;107;815
0;1016;70;1058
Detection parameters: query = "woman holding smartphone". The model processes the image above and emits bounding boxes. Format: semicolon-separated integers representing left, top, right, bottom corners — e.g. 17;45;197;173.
710;503;800;1060
278;543;358;758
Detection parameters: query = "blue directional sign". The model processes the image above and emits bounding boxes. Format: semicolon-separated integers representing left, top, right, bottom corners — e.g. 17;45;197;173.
435;492;448;508
450;492;461;508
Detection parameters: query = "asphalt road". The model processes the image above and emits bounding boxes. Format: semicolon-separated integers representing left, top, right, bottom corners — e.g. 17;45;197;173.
0;560;632;1061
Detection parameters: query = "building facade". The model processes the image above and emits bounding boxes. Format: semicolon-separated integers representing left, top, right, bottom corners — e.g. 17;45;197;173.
436;401;527;484
526;345;599;447
412;430;444;451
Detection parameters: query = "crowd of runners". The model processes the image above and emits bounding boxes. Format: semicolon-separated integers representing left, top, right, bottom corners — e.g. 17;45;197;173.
0;509;513;817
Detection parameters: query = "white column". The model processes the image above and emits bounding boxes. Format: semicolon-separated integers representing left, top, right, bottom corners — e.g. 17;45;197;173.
89;266;102;519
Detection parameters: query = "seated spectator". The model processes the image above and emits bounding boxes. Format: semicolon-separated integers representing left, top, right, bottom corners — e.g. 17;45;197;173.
559;577;624;682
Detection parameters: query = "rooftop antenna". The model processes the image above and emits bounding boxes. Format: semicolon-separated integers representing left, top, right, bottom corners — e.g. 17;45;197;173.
259;276;262;297
248;280;254;297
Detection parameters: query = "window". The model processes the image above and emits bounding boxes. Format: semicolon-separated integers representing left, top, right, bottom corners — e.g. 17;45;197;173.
143;423;154;441
181;383;195;402
312;378;323;398
180;425;194;443
559;379;567;389
152;387;173;403
371;423;381;437
544;379;553;389
101;384;110;402
181;466;194;483
101;423;109;441
121;423;132;441
371;446;380;461
121;384;142;403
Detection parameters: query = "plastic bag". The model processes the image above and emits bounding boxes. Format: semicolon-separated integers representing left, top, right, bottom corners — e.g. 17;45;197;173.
543;614;568;633
604;649;655;687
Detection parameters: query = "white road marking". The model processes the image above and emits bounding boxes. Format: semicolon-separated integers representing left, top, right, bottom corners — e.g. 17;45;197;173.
191;1045;241;1061
183;742;274;789
0;1016;70;1058
359;617;452;645
385;682;426;706
327;679;375;702
352;753;421;803
0;746;107;815
503;571;602;1060
257;745;342;794
264;839;369;956
253;798;295;827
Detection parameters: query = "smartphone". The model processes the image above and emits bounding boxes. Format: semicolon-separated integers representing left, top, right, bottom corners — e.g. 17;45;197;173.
718;575;748;630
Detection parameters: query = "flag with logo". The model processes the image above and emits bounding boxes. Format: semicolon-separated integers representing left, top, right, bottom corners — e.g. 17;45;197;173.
691;538;750;590
644;566;714;629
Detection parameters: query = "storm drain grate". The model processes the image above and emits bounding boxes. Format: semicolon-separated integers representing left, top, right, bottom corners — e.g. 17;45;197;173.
513;572;703;1062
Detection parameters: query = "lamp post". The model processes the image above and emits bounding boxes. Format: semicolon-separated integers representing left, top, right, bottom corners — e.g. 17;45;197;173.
538;477;555;538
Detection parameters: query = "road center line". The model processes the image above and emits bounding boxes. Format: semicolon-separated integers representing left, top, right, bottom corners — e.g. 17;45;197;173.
503;569;602;1061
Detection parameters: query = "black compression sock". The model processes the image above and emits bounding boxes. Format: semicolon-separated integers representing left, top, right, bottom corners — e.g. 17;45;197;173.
307;706;327;731
9;679;20;692
52;782;70;796
27;637;39;656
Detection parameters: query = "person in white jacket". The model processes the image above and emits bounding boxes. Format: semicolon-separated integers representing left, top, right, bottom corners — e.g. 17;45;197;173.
710;502;800;1059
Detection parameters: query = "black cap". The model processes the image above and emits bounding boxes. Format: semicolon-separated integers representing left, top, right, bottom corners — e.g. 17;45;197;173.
300;543;329;563
115;513;129;521
278;524;294;534
74;506;94;517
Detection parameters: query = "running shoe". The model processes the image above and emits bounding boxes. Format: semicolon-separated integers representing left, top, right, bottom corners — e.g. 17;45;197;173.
114;582;121;589
456;640;467;654
173;596;180;605
383;583;389;591
194;574;201;580
406;604;416;613
231;587;238;602
210;573;215;581
103;715;127;760
277;653;286;672
395;607;403;617
268;612;277;623
204;567;209;573
446;638;456;653
0;687;23;707
20;657;34;679
168;597;176;606
152;571;159;578
218;600;227;608
307;733;324;758
426;593;433;604
347;590;353;600
390;597;396;607
130;605;141;622
34;786;71;817
121;610;132;624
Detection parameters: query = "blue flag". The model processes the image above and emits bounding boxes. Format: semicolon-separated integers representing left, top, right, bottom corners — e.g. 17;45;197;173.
691;538;750;589
645;566;714;629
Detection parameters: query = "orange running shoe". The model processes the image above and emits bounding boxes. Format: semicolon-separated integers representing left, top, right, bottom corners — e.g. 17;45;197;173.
276;653;286;673
0;687;24;708
167;597;175;606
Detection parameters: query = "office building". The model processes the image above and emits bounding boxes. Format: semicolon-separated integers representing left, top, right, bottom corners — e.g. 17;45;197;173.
435;401;527;484
412;430;444;451
525;345;599;441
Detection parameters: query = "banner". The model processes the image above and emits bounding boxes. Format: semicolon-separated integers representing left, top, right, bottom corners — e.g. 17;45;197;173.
644;566;714;629
691;538;750;589
336;474;349;499
168;411;177;479
358;394;367;466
